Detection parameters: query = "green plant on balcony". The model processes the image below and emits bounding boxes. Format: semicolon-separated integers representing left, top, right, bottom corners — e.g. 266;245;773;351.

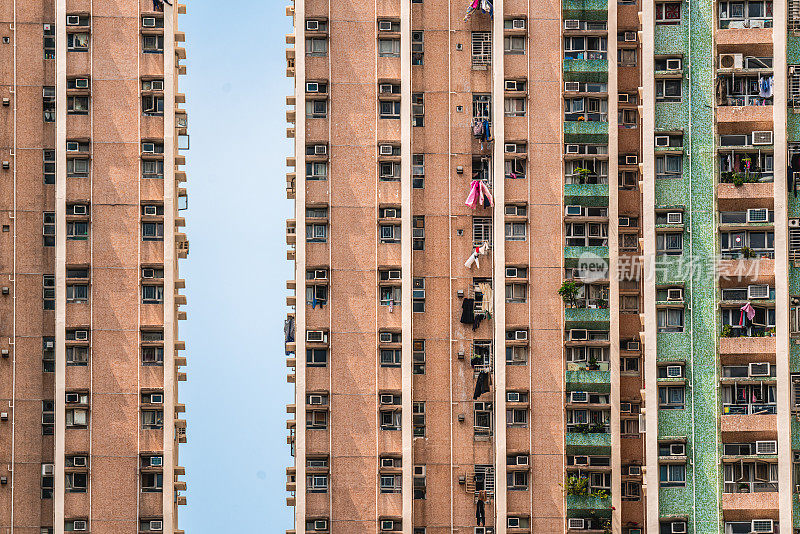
740;246;756;259
563;475;590;496
559;280;581;308
721;324;733;338
587;355;600;371
596;296;608;309
732;172;744;187
601;518;612;534
766;327;776;337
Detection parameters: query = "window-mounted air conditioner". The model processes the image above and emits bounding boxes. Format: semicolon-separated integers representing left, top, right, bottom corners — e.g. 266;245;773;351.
73;521;87;531
655;135;671;147
513;330;528;341
628;465;642;476
74;330;88;341
507;392;520;402
42;464;54;476
379;332;394;343
626;341;640;351
66;393;79;403
142;17;157;27
751;519;774;533
72;205;87;215
506;267;518;278
379;84;394;94
314;270;328;280
755;440;777;455
72;456;87;467
564;82;581;92
313;145;327;156
66;15;80;25
625;155;638;165
381;520;395;531
308;395;324;405
505;80;518;91
669;443;685;456
567;518;585;530
565;205;583;216
383;209;398;219
67;141;79;152
514;455;528;466
150;394;163;404
151;80;164;91
306;330;326;343
413;465;426;476
666;365;682;378
507;517;520;528
748;284;769;299
566;144;580;154
624;31;637;41
75;78;89;89
752;130;773;145
378;21;393;31
666;212;683;224
504;143;518;153
149;456;163;467
306;20;320;31
313;520;328;531
570;391;588;403
569;329;588;341
381;458;395;468
749;362;770;376
380;394;394;405
564;19;581;30
379;145;394;156
666;58;682;71
144;205;158;216
512;18;525;29
621;403;632;413
747;208;769;223
667;288;683;301
387;270;401;280
671;522;687;534
142;142;156;153
619;93;630;103
573;455;589;465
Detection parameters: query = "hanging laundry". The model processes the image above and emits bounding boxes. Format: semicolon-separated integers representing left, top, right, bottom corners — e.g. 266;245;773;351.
465;180;494;209
740;302;756;326
473;371;491;399
464;0;492;21
461;298;476;324
472;313;484;331
465;242;490;269
478;282;493;318
476;496;486;526
759;75;774;98
472;119;484;138
284;316;295;344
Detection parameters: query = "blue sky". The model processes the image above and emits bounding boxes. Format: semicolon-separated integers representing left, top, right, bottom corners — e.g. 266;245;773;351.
180;0;292;530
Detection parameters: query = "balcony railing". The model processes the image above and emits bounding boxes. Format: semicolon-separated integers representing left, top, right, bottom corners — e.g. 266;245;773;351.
722;403;776;415
724;481;778;493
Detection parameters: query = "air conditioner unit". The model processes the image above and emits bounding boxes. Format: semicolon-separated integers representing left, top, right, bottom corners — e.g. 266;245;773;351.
306;20;320;31
306;330;326;343
384;209;397;218
75;78;89;89
150;394;163;404
507;392;521;402
379;332;394;343
514;330;528;341
313;520;328;531
73;521;87;531
74;330;88;341
149;456;163;467
655;135;670;147
671;522;687;534
505;80;517;91
308;395;324;405
747;208;769;222
381;457;395;468
149;521;163;531
669;443;685;456
313;145;327;156
151;80;164;90
621;403;632;413
142;142;156;153
378;20;393;31
664;288;683;302
142;17;157;27
755;440;777;455
42;464;54;476
625;155;638;165
506;267;518;278
573;455;589;465
628;465;642;476
570;391;588;403
72;205;87;215
619;217;630;227
749;362;770;376
67;15;80;25
569;329;588;341
72;456;87;467
565;205;583;216
45;340;55;350
507;517;520;528
314;270;328;280
379;84;394;94
568;518;585;529
666;365;682;378
387;270;401;280
666;212;683;224
380;394;394;405
504;143;518;153
564;82;581;92
306;82;319;93
618;93;630;103
144;205;158;216
791;218;800;228
564;19;581;29
379;145;394;156
751;519;774;533
67;141;79;151
624;31;637;41
413;465;426;476
566;144;580;154
748;284;769;299
512;18;525;29
626;341;640;351
719;53;743;69
752;130;773;145
666;58;682;71
381;520;395;531
515;455;528;466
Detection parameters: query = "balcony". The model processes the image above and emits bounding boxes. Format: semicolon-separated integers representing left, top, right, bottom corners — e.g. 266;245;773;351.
720;412;776;433
564;120;609;138
564;307;610;328
563;58;608;74
565;431;611;449
562;0;608;13
565;368;611;392
566;494;612;511
717;183;773;210
564;183;609;202
716;105;773;123
721;490;778;511
719;333;775;354
564;246;609;260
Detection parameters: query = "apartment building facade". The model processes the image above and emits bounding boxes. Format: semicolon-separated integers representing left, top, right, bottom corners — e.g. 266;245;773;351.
284;0;646;529
0;0;188;532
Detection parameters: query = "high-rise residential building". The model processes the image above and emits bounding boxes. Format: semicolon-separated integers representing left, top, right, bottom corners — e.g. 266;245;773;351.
0;0;188;532
285;0;800;531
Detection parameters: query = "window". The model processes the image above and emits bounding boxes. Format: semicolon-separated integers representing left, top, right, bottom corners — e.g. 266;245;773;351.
306;37;328;57
42;400;54;435
412;216;425;250
141;330;164;366
41;463;54;498
655;79;682;102
504;35;525;54
412;31;424;65
67;95;89;114
472;32;491;67
142;34;164;52
473;217;492;246
657;308;684;332
306;161;328;180
413;466;426;499
305;99;328;118
41;211;56;246
67;158;89;177
620;108;638;128
142;94;164;116
621;357;639;373
618;48;637;66
505;222;526;241
66;284;88;303
504;97;526;117
43;275;55;310
564;36;608;59
42;337;55;372
655;2;681;23
66;221;88;240
379;100;401;119
380;224;401;243
141;409;164;429
506;407;528;427
473;94;492;121
142;472;163;492
412;340;425;374
67;32;89;51
507;470;528;490
378;38;400;57
474;401;493;436
66;346;89;366
380;409;401;430
412;154;424;188
658;385;685;409
621;418;639;434
659;464;686;487
43;87;55;122
380;348;401;367
306;410;328;429
66;472;87;493
506;345;528;364
656;232;683;255
142;159;164;179
380;161;400;182
412;93;424;126
43;24;55;59
413;401;425;437
307;348;328;367
142;285;164;304
505;282;527;303
620;295;639;313
66;408;88;428
142;222;164;241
